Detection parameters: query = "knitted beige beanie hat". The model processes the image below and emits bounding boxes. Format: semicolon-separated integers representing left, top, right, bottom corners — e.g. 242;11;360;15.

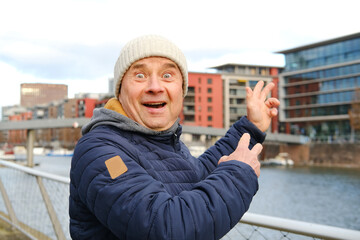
114;35;188;98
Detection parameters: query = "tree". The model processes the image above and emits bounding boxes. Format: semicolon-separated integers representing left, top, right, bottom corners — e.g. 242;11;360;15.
349;88;360;142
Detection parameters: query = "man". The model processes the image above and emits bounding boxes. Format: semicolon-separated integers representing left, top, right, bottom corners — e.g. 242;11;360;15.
69;35;280;240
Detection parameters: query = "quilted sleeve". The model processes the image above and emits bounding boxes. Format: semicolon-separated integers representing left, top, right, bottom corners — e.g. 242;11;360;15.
196;116;266;178
70;128;258;240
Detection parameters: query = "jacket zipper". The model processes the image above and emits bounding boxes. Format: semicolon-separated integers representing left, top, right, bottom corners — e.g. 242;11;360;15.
173;133;178;153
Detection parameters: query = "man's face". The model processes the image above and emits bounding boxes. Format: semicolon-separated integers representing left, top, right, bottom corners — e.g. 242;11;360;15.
119;57;184;131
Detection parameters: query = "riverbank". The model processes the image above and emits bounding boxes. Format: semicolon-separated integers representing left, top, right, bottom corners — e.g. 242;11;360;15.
263;142;360;168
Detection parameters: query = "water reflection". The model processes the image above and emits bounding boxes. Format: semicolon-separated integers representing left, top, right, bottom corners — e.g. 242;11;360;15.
249;166;360;231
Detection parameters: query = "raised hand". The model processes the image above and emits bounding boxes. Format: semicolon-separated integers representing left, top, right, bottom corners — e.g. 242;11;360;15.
246;81;280;132
218;133;262;177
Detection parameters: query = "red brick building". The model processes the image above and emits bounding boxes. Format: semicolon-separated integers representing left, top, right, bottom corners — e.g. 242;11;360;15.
77;98;97;118
181;72;223;128
8;112;32;144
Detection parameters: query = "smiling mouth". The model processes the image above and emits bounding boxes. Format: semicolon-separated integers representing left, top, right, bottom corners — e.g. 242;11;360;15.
143;102;166;108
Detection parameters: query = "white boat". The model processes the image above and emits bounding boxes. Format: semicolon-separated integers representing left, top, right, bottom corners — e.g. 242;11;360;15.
0;149;16;160
263;152;294;166
46;148;74;157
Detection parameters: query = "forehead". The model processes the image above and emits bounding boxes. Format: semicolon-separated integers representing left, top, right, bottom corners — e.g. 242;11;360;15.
129;57;180;70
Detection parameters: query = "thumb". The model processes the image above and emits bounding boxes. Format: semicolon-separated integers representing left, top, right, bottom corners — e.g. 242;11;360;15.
218;155;228;165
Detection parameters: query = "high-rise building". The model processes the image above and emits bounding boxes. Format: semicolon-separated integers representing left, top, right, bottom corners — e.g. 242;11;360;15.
20;83;68;108
210;64;283;131
108;77;115;95
277;32;360;140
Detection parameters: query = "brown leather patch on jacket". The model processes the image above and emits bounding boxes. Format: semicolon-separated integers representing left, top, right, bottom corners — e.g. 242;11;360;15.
105;155;128;179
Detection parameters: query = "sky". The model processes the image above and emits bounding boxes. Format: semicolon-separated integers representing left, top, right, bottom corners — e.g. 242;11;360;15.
0;0;359;110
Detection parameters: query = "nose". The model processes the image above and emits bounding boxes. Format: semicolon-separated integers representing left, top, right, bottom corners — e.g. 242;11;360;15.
146;75;164;94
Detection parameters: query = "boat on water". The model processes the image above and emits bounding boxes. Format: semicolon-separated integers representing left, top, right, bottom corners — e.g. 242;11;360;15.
0;150;16;160
262;152;294;166
0;144;16;160
46;148;74;157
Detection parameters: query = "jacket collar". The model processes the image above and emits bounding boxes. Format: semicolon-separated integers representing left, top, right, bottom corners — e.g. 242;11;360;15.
104;98;128;117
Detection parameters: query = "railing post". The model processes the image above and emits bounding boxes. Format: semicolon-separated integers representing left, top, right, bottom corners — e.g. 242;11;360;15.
36;176;66;240
26;129;35;167
0;178;19;228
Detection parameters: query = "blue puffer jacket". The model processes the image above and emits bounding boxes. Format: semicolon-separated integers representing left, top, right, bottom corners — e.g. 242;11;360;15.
69;99;265;240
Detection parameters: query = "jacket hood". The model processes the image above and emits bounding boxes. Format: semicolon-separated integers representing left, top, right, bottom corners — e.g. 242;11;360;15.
82;98;180;136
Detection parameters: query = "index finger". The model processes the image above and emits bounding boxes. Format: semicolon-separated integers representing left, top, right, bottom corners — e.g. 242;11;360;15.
251;143;263;155
236;133;251;150
253;80;264;97
260;82;275;101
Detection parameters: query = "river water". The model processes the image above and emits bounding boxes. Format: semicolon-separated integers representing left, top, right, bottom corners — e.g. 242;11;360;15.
31;156;360;231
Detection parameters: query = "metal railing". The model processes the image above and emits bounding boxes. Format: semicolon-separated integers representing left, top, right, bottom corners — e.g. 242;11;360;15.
1;159;360;240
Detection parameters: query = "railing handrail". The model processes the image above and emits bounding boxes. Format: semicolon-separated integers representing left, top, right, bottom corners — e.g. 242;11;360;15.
1;159;360;240
241;212;360;240
0;118;306;144
0;159;69;184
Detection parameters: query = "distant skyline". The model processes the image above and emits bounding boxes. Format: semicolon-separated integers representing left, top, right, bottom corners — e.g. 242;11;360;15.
1;0;360;109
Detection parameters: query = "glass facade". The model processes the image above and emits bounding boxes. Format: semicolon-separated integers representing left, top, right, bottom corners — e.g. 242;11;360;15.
284;63;360;84
285;37;360;71
281;33;360;139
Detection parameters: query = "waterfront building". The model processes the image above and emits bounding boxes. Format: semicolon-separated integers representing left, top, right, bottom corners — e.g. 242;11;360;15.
95;98;110;108
1;105;28;121
20;83;68;108
77;98;97;118
31;104;48;119
277;32;360;140
1;106;31;144
181;72;223;128
210;64;282;131
7;111;32;144
56;99;81;148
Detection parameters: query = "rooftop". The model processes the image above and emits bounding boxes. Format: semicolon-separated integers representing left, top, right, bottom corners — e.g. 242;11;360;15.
276;32;360;54
209;63;284;70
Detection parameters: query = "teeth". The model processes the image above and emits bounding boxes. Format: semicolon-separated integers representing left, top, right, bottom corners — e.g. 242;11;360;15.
144;102;165;108
147;103;162;106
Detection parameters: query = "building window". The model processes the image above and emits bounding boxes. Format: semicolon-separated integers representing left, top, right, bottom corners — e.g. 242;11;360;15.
188;86;195;94
207;97;212;103
198;78;201;84
208;116;212;121
236;99;244;104
249;80;258;88
207;88;212;93
208;106;212;112
207;78;212;84
185;115;195;121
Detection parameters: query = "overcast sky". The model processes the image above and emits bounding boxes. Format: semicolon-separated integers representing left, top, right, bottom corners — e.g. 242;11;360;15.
1;0;359;110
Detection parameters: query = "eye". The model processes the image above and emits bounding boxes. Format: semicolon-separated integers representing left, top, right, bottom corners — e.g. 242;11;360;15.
136;73;145;78
163;73;172;78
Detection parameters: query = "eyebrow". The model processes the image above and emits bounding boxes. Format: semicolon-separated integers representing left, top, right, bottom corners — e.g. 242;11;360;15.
130;63;146;70
130;62;179;71
162;62;179;70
